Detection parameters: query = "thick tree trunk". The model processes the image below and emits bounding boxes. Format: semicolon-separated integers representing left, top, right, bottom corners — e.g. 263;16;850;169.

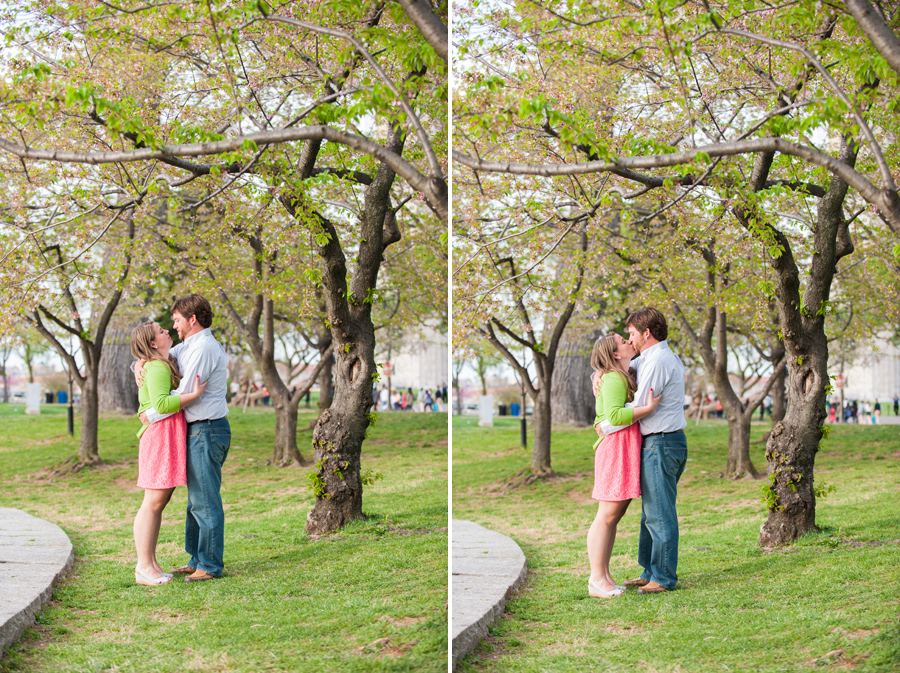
550;329;599;427
530;386;554;476
759;341;826;546
306;330;372;534
97;329;139;414
78;370;101;464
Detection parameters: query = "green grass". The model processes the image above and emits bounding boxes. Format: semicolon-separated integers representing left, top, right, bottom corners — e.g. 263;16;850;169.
0;404;449;672
452;416;900;672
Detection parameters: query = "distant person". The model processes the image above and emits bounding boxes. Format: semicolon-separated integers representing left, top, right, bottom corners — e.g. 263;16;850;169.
129;322;207;586
894;395;899;416
586;333;661;598
873;401;881;424
424;389;434;411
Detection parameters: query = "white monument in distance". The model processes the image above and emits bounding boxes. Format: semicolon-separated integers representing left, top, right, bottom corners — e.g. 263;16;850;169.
26;382;42;415
478;395;494;427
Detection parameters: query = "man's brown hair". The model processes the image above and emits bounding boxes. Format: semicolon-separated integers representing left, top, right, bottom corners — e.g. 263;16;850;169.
171;294;213;329
625;307;668;342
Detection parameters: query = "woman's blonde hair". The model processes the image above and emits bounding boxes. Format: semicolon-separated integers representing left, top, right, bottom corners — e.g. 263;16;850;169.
590;333;637;400
129;322;182;389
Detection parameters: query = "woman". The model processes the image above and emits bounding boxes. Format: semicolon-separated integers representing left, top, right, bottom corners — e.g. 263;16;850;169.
586;333;661;598
130;322;207;586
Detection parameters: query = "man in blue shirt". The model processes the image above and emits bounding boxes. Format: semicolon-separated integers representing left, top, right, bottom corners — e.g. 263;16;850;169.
622;308;687;594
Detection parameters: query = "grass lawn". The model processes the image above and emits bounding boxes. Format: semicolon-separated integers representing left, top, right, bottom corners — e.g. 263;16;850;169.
0;404;449;673
452;416;900;672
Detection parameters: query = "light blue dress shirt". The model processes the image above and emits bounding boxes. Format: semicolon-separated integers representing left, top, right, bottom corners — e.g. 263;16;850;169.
144;328;229;424
630;340;686;435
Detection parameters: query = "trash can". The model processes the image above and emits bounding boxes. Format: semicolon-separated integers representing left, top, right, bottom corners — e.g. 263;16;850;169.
57;391;67;404
510;403;520;417
498;404;507;416
45;392;54;404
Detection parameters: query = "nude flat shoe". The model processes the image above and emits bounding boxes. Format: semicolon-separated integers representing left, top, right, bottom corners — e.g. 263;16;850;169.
588;578;625;598
135;567;172;586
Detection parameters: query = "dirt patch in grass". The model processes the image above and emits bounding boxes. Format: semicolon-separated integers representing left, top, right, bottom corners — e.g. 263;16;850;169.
183;649;236;671
353;636;420;657
485;447;522;458
807;648;872;669
27;458;137;483
377;614;428;626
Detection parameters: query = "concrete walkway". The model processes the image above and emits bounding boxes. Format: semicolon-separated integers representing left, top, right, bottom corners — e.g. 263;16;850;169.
451;520;527;669
0;509;74;656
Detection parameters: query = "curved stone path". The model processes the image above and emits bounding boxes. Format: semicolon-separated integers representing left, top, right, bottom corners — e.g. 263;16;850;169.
0;509;74;657
451;519;527;669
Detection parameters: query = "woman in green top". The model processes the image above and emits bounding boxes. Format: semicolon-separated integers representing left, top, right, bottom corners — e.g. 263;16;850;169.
130;322;206;586
586;333;661;598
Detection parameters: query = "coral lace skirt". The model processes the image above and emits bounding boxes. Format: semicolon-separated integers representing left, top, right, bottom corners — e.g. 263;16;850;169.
592;422;642;501
137;411;187;490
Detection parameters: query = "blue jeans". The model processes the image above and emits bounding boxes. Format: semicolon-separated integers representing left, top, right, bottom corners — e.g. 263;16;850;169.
638;432;687;590
185;418;231;576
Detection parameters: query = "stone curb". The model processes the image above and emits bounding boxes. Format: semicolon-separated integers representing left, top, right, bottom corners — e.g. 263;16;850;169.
0;508;75;657
451;520;527;669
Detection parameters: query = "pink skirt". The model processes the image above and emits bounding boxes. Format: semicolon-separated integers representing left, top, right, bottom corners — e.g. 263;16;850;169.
137;411;187;490
592;422;642;501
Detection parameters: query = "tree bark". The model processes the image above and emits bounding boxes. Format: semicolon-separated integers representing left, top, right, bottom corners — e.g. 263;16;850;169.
550;329;599;427
317;336;334;415
78;368;101;463
97;328;139;414
531;385;553;476
770;364;787;424
724;408;755;477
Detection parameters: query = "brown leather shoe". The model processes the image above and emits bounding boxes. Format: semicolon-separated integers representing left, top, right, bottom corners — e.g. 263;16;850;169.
637;581;668;594
623;577;649;587
184;569;219;582
170;565;195;574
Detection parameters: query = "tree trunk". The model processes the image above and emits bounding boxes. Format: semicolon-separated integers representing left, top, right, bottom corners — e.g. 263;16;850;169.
453;376;463;416
759;341;826;546
770;365;787;424
306;329;372;534
271;388;306;467
550;329;599;427
317;345;334;414
97;329;139;414
78;369;101;464
724;407;758;478
530;385;554;476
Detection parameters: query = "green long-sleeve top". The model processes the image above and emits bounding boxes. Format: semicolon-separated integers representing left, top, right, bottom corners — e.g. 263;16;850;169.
136;360;182;437
593;372;634;448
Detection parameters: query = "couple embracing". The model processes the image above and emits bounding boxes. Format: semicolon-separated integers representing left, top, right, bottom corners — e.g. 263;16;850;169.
587;308;687;597
128;294;231;587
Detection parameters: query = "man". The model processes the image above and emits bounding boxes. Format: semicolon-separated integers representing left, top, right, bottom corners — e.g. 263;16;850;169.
622;308;687;594
138;294;230;582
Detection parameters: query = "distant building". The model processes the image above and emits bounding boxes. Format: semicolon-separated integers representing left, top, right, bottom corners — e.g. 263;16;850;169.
378;322;447;390
839;336;900;402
